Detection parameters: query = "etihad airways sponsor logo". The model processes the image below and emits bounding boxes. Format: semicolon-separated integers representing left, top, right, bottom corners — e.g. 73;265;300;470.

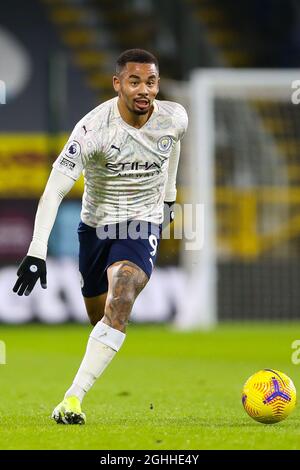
105;161;163;173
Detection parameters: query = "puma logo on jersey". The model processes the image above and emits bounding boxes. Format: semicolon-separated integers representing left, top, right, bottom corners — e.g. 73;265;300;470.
82;125;91;135
111;144;121;152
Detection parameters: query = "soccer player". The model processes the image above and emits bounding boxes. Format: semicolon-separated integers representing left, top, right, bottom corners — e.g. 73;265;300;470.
13;49;188;424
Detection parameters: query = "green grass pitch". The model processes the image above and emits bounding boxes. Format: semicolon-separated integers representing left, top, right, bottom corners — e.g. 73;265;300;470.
0;322;300;450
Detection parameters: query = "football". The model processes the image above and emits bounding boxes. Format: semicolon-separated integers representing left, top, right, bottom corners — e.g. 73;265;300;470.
242;369;296;424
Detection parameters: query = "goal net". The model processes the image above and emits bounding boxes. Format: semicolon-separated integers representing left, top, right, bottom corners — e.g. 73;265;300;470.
175;69;300;327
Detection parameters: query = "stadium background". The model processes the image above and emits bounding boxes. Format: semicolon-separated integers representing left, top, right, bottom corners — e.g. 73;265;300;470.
1;0;300;324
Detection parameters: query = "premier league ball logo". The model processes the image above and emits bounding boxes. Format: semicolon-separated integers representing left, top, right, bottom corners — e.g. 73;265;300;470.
65;140;81;159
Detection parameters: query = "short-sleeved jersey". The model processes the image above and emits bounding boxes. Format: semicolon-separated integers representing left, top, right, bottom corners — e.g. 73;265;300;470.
53;97;188;227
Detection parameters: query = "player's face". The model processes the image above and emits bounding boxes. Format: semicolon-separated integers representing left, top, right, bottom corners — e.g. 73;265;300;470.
113;62;159;115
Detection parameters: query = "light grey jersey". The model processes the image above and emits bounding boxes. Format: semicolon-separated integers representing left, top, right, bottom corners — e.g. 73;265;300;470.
53;97;188;227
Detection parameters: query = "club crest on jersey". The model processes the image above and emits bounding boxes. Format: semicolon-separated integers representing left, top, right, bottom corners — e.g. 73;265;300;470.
157;136;173;153
65;140;81;159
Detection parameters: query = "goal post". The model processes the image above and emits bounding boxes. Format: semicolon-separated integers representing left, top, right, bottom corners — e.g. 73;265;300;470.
175;69;300;329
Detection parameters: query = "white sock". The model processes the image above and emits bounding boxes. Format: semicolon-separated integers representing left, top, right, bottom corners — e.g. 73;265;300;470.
64;320;126;403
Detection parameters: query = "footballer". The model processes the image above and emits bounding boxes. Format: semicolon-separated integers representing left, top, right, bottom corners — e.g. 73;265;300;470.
13;49;188;424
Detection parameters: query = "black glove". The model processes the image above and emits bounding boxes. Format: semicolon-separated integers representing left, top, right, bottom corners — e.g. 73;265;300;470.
163;201;175;228
13;256;47;296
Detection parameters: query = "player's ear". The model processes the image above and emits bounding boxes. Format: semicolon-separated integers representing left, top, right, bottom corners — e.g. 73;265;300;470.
113;75;120;93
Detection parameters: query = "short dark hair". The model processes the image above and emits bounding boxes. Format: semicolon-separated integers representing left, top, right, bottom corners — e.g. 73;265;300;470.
116;49;159;74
